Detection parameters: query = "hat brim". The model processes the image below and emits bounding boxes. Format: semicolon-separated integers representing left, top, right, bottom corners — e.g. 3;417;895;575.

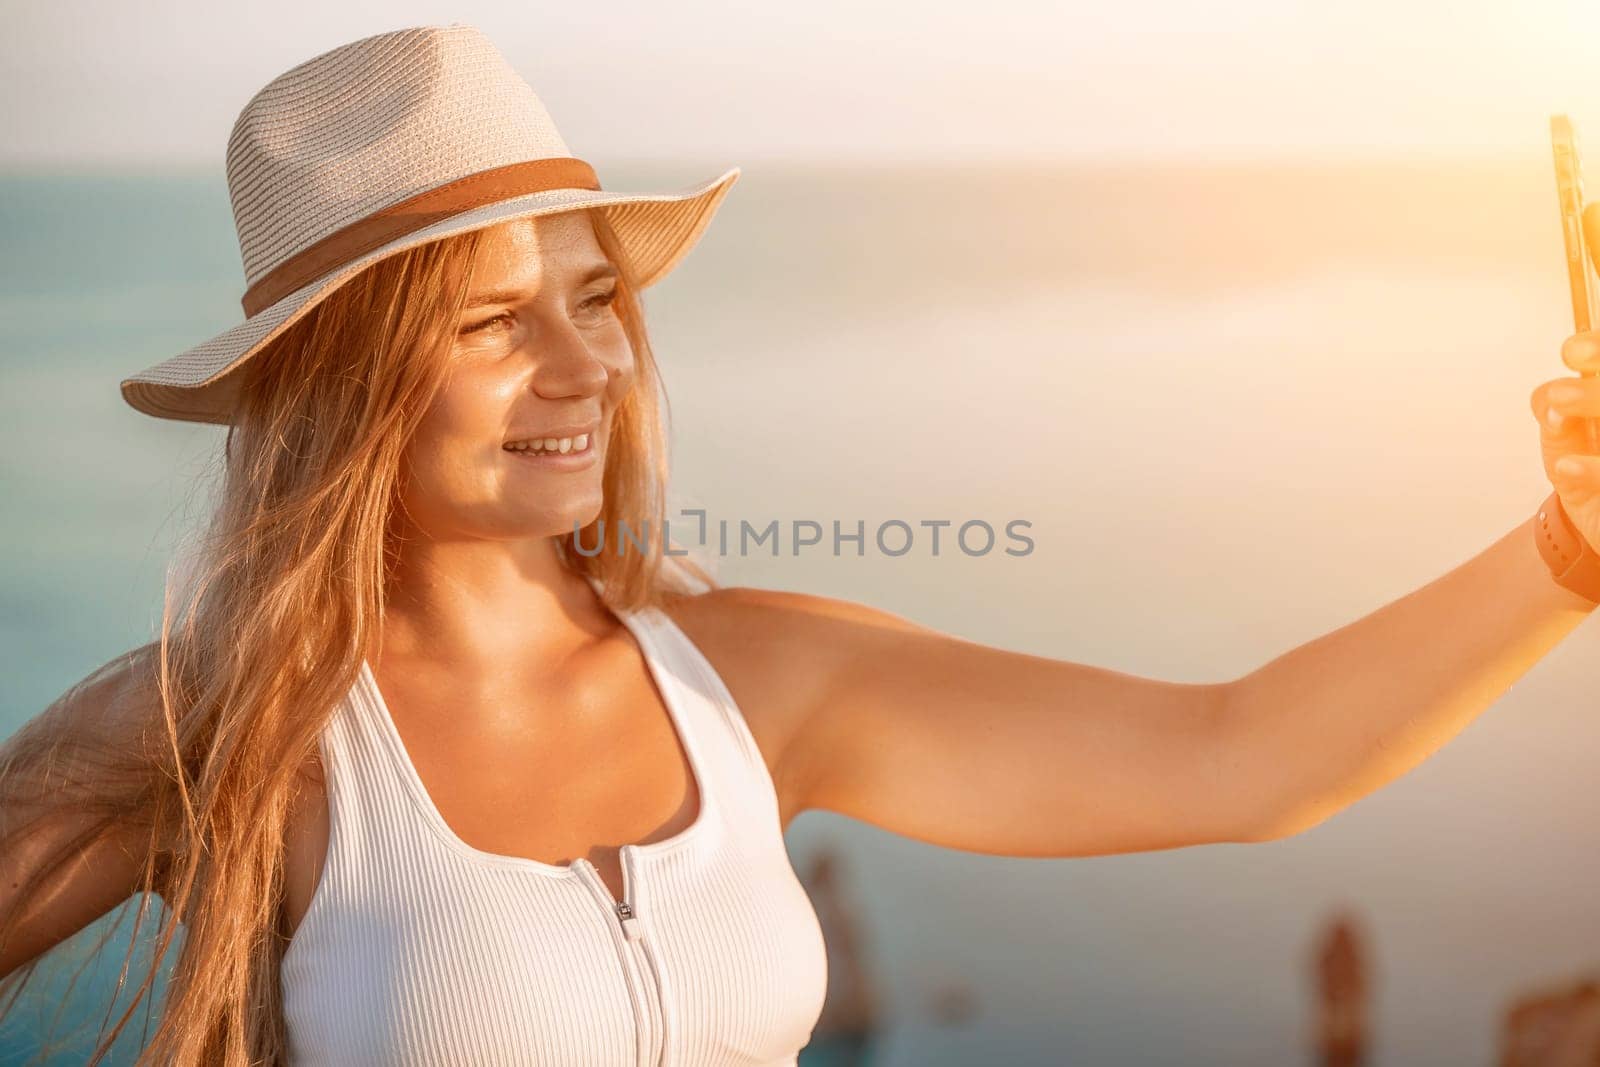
120;166;741;424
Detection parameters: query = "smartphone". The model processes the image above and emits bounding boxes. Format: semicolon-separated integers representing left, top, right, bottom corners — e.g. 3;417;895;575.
1550;115;1600;450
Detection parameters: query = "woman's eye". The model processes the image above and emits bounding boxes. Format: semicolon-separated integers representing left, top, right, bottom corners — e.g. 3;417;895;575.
459;292;613;337
460;312;513;336
583;288;618;312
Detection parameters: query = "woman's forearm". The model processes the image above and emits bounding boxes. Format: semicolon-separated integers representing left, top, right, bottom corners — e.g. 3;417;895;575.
1221;513;1595;842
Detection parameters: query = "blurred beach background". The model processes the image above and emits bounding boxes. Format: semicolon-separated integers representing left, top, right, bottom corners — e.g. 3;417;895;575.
6;2;1600;1064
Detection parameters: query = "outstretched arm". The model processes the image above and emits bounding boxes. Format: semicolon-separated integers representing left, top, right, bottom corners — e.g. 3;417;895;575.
694;531;1586;861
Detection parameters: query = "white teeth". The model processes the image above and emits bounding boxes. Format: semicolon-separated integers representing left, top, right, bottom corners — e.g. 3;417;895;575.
505;433;591;454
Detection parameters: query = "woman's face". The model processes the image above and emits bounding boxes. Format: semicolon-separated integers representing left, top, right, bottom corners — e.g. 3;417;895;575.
396;210;633;544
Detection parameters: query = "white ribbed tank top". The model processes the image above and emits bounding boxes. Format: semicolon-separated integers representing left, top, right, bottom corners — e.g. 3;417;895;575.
280;598;830;1065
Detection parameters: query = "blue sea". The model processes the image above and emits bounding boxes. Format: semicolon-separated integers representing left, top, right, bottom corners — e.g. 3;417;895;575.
3;159;1599;1065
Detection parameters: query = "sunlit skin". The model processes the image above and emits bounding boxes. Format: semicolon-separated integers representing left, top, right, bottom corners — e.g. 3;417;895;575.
270;211;1600;950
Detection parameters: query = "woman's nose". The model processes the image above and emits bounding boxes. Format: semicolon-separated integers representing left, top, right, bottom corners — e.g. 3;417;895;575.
527;324;614;399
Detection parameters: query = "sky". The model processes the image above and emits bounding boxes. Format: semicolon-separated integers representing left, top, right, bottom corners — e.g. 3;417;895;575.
4;0;1600;167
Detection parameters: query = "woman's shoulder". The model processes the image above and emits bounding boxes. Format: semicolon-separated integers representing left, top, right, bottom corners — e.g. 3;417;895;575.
658;582;922;629
653;583;872;696
20;643;164;756
651;585;927;812
656;583;931;664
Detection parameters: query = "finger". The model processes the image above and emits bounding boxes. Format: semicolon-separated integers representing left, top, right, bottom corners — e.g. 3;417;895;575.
1553;452;1599;487
1533;380;1582;433
1561;331;1600;374
1534;380;1556;428
1538;376;1600;420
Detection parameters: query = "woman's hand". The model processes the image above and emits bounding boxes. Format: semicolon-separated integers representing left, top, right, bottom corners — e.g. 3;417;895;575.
1530;330;1600;554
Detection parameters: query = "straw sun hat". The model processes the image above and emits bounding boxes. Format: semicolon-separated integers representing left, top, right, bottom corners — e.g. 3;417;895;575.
119;23;741;424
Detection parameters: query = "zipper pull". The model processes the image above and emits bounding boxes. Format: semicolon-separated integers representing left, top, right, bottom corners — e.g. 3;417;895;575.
617;900;643;941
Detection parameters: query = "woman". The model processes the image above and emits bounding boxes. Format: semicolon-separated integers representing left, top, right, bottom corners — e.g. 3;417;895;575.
2;22;1598;1067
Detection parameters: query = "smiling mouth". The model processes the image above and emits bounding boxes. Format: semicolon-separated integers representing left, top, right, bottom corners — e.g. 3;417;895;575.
499;428;595;463
502;432;592;456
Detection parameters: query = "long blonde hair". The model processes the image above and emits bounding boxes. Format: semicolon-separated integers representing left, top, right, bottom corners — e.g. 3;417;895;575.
0;208;716;1064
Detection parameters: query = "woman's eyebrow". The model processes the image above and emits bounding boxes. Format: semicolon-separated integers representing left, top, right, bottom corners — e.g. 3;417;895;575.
464;263;619;309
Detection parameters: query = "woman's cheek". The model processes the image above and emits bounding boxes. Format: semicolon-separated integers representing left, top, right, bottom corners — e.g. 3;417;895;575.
401;421;478;495
605;354;636;401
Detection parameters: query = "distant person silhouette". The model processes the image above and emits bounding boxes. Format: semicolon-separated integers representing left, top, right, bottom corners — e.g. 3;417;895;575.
1311;909;1370;1067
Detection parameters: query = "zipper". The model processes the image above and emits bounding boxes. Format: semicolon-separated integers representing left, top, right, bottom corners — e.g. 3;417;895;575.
575;854;651;1066
634;920;669;1064
622;846;670;1066
576;847;668;1066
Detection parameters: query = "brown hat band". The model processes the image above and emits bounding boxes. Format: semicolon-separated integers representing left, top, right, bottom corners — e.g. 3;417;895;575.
240;157;603;316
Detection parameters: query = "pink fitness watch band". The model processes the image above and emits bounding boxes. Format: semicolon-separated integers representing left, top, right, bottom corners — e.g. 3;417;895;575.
1534;489;1600;604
